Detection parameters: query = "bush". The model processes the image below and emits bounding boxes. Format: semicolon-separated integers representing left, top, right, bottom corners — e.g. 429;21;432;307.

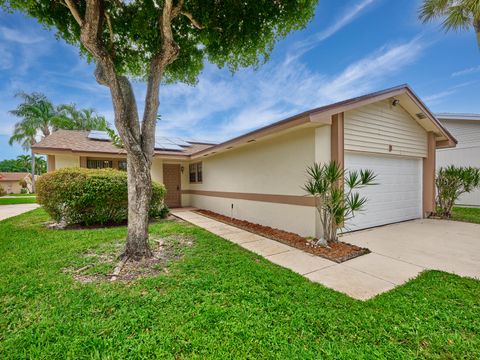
36;168;166;225
0;185;5;197
436;165;480;218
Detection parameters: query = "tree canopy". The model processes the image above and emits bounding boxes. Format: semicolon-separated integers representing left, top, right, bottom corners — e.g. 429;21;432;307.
419;0;480;48
2;0;317;83
0;155;47;175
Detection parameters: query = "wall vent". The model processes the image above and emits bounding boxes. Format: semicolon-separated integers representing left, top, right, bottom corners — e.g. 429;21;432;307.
416;113;427;120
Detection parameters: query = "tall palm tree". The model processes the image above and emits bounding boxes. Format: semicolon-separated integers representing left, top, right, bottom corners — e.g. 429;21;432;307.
419;0;480;48
9;92;60;191
9;118;38;192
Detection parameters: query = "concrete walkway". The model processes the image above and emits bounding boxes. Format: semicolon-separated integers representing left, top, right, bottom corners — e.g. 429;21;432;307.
0;204;40;221
173;210;480;300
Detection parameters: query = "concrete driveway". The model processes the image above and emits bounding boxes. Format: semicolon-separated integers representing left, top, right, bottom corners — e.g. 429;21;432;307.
342;219;480;281
173;210;480;300
0;204;40;221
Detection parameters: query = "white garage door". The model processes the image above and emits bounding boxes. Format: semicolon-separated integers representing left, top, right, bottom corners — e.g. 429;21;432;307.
345;152;422;231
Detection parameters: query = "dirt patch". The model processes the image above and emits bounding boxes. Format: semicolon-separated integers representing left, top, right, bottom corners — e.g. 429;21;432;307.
65;234;194;283
195;209;369;263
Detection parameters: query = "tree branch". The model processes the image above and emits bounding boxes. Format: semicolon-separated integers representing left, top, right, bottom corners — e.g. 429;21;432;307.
180;11;203;29
105;12;115;56
64;0;84;26
140;0;181;155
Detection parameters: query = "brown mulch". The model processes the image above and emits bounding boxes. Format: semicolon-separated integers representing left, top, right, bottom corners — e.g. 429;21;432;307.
195;209;369;263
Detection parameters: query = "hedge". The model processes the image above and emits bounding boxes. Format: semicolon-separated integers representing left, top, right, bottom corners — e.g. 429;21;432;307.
36;167;167;225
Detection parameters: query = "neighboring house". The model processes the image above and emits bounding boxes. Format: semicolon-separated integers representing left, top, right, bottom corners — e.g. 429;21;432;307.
0;172;31;194
436;113;480;207
32;85;456;237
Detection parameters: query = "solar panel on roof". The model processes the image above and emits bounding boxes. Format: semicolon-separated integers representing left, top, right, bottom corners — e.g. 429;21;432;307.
88;130;111;141
154;140;184;151
168;137;193;147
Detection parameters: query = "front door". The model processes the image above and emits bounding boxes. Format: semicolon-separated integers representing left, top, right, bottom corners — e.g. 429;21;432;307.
163;164;181;208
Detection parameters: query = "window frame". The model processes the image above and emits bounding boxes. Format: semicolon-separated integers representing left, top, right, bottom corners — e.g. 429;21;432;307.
87;159;113;169
189;162;203;183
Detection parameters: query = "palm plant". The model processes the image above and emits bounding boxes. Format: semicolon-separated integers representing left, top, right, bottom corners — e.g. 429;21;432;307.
16;154;32;171
54;105;108;131
304;161;377;245
436;165;480;218
9;118;38;191
419;0;480;48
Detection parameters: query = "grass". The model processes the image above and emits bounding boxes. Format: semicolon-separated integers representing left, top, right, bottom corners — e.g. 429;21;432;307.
452;206;480;224
0;197;37;205
1;209;480;358
0;193;36;197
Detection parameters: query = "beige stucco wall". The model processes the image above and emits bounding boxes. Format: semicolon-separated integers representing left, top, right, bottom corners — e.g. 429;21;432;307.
186;127;321;236
344;100;428;157
151;158;164;183
0;180;22;194
55;154;80;169
189;128;316;194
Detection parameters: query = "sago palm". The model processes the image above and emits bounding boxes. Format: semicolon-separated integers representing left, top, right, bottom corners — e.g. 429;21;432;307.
304;161;377;245
419;0;480;48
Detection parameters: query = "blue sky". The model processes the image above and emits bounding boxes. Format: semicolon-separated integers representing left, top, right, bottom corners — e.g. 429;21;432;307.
1;0;479;160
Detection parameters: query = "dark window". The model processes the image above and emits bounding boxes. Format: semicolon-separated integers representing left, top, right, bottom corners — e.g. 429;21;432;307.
189;162;203;183
189;163;197;183
87;159;113;169
118;160;127;171
197;163;202;182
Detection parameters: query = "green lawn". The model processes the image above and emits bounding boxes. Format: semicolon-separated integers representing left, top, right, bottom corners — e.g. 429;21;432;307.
0;197;37;205
1;209;479;358
0;193;36;197
452;207;480;224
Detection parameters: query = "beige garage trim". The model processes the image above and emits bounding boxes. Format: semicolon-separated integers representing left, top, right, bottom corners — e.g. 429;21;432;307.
182;189;316;206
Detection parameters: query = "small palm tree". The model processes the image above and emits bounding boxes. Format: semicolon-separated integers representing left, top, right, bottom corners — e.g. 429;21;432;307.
419;0;480;48
304;161;377;245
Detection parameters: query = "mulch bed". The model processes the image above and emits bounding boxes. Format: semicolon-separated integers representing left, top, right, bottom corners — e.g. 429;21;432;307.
195;209;369;263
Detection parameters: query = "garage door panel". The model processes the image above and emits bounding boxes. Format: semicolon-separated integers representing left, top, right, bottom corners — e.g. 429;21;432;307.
345;152;422;231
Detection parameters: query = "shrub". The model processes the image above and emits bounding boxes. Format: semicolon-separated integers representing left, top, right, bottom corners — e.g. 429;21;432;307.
0;185;5;197
436;165;480;218
36;168;166;226
304;161;377;245
19;178;27;189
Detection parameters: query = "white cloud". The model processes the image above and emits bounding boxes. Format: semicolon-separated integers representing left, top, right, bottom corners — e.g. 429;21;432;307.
158;36;425;141
319;38;424;101
424;90;456;103
451;65;480;77
286;0;377;64
0;44;13;70
0;26;44;44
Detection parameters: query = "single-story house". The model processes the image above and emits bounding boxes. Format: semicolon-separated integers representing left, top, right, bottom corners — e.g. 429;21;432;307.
32;84;456;237
0;172;31;194
436;113;480;207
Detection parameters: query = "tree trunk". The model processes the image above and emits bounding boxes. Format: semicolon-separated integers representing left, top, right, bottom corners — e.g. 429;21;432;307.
30;148;35;193
123;152;153;259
